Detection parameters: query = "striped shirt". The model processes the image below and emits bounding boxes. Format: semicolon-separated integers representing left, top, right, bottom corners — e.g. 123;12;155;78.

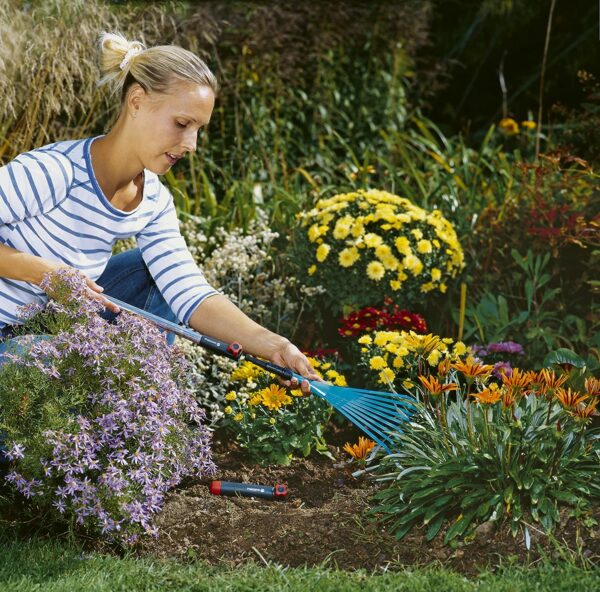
0;136;218;329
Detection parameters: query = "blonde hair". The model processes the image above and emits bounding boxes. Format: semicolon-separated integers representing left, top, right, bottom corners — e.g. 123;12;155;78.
97;32;218;102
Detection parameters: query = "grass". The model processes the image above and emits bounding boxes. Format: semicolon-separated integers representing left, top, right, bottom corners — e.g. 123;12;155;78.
0;530;598;592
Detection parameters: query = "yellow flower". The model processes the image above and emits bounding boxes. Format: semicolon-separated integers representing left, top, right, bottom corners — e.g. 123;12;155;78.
394;236;411;255
453;341;467;356
230;361;262;382
521;120;536;130
339;247;360;267
225;391;237;401
402;379;414;390
389;280;401;291
261;384;293;410
308;264;317;276
498;117;519;136
248;394;263;406
370;356;387;370
411;228;423;240
402;254;423;276
269;417;276;425
364;233;384;248
417;239;432;254
357;335;372;345
316;243;331;262
431;268;442;281
427;350;441;366
392;356;404;368
379;367;395;383
335;375;347;387
233;413;243;422
366;261;385;281
471;383;502;405
343;436;375;460
326;369;339;379
224;406;233;414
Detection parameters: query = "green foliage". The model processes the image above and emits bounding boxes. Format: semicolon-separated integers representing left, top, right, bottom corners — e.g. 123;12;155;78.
222;358;342;465
369;365;600;543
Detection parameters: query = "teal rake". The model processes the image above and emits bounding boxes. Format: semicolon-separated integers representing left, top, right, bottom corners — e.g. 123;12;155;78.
105;296;415;452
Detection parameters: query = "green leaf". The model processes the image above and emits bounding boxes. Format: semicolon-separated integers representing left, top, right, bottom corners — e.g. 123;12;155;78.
543;349;586;369
426;513;446;541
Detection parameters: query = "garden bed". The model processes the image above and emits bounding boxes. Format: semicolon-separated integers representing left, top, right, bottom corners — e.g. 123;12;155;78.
138;432;600;574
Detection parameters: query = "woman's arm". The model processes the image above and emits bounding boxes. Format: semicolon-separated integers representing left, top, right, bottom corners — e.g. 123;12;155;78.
188;294;320;389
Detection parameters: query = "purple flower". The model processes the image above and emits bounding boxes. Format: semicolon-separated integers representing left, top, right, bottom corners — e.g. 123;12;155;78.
486;341;524;355
4;442;25;461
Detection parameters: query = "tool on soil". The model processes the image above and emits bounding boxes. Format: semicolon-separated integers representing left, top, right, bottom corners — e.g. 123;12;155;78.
209;480;288;500
104;296;415;452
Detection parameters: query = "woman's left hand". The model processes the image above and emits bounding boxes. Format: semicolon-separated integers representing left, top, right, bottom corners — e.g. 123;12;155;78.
270;340;322;395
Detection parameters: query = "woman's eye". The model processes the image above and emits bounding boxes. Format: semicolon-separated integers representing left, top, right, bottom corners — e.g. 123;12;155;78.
176;121;187;128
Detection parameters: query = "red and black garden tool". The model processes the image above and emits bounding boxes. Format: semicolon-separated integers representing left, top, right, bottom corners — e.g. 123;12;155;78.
104;296;415;452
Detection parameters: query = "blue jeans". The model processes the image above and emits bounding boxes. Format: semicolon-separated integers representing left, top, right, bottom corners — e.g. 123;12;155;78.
0;249;178;467
0;248;178;362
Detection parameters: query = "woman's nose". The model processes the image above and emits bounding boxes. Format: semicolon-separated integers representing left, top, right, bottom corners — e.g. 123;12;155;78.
182;129;198;152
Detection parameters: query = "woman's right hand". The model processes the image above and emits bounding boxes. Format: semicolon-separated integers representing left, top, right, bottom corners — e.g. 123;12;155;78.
42;261;121;314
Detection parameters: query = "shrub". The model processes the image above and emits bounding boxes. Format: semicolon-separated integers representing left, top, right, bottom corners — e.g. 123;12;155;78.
0;270;215;545
295;189;465;314
222;357;345;465
369;362;600;543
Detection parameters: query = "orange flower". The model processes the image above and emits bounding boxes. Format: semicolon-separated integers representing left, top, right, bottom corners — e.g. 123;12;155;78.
572;400;598;423
501;368;535;390
418;375;458;396
452;357;494;380
471;384;502;405
343;436;375;460
502;388;517;409
437;358;452;379
537;368;568;395
584;377;600;397
554;387;588;409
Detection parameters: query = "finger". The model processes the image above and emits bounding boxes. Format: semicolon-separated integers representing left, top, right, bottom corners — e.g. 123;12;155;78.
86;287;120;314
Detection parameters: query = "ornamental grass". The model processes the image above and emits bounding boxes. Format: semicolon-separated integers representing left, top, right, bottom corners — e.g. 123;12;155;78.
0;270;215;545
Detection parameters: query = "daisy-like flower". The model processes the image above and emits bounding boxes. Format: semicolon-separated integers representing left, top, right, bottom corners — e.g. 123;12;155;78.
366;261;385;281
418;375;458;396
369;356;387;370
316;243;331;262
437;358;452;378
554;387;588;409
572;400;598;423
536;368;568;395
379;367;395;384
498;117;519;135
584;377;600;397
471;383;502;405
343;436;375;461
452;356;494;380
225;391;237;401
403;332;441;356
501;368;535;392
338;247;360;267
260;384;292;410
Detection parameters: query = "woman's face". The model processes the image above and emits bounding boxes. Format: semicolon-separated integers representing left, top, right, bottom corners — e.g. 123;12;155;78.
131;80;215;174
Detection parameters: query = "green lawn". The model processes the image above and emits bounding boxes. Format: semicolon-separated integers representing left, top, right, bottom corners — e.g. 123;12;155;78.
0;531;598;592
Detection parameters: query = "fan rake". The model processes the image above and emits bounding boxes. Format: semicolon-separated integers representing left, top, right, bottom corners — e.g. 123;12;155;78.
104;296;415;452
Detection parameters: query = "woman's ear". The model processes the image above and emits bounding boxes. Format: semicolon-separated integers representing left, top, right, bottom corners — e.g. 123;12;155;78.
126;83;146;119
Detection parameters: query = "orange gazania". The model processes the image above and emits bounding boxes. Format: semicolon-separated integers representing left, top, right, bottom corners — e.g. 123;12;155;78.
471;383;502;405
572;400;598;422
584;377;600;397
418;375;458;396
452;357;494;380
554;387;588;409
537;368;568;395
501;368;535;391
343;436;376;460
437;358;452;379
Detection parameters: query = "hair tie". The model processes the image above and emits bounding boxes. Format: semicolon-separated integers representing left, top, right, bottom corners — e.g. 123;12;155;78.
120;47;142;71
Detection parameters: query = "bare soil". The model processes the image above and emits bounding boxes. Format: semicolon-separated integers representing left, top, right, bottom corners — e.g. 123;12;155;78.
138;431;600;574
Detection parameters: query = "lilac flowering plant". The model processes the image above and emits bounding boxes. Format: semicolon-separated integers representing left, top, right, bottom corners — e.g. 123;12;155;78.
470;341;525;380
0;269;215;545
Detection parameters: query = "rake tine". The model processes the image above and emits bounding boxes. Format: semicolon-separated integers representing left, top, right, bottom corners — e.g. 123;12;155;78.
342;400;409;435
342;393;414;418
334;404;396;452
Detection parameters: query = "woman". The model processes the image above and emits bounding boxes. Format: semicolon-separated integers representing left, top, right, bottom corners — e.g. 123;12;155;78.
0;32;318;392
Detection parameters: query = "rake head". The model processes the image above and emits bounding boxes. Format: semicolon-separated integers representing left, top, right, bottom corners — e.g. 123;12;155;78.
291;373;415;453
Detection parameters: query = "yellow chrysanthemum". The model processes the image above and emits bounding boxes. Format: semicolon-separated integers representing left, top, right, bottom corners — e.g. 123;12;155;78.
453;341;467;356
316;243;331;262
335;375;348;386
411;228;423;240
370;356;387;370
339;247;360;267
225;391;237;401
269;418;276;425
308;264;317;276
308;224;322;242
366;261;385;281
248;394;263;406
499;117;519;135
224;406;233;414
230;362;262;382
427;350;442;366
403;254;423;276
431;268;442;281
364;233;384;248
392;356;404;368
379;367;395;383
233;413;244;422
521;120;536;130
389;280;401;291
417;239;432;254
394;236;411;255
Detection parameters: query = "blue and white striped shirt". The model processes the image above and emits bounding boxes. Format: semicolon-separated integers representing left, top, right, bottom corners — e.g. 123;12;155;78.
0;136;218;329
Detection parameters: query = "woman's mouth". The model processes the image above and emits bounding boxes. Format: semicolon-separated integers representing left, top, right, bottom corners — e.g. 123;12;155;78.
165;152;182;165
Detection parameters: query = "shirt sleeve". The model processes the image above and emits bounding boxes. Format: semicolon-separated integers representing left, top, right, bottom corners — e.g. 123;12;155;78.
136;182;220;325
0;149;74;225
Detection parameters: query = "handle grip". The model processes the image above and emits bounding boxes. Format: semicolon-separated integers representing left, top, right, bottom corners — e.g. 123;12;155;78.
243;354;294;381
